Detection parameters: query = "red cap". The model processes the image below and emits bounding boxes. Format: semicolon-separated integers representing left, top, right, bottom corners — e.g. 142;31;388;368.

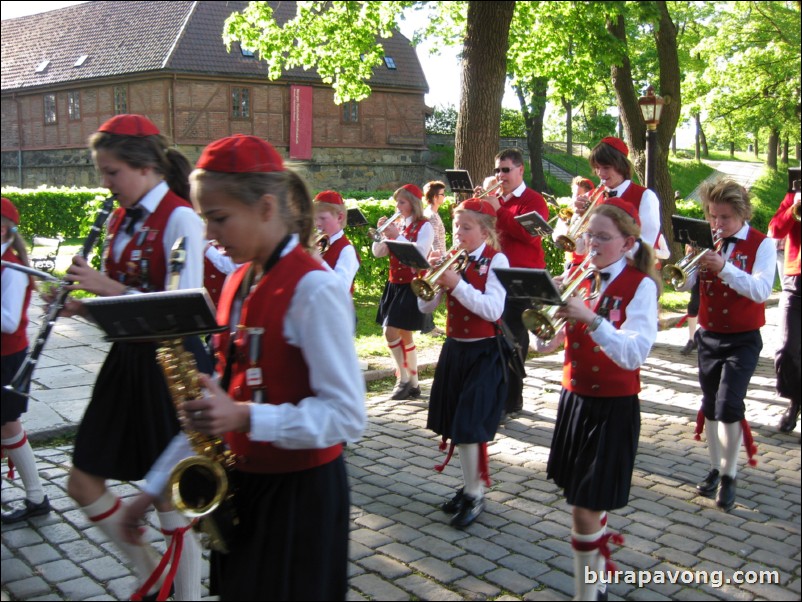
601;136;629;157
197;135;284;173
314;190;344;206
98;114;160;137
457;198;496;217
602;197;641;226
1;197;20;225
579;178;595;191
400;184;423;199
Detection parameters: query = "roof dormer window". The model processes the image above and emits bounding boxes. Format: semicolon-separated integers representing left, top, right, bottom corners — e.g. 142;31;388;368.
74;55;88;67
384;57;396;70
35;60;50;73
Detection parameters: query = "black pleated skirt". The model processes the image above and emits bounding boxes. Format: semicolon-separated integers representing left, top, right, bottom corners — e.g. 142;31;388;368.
427;337;507;444
1;348;28;424
210;456;350;601
73;336;212;482
376;281;425;331
547;389;640;511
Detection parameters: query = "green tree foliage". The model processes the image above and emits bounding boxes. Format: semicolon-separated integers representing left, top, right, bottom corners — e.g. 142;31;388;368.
426;104;458;135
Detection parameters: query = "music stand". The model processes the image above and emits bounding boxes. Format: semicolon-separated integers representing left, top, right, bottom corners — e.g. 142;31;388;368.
445;170;474;195
347;207;369;228
514;211;553;238
493;268;564;305
788;166;800;192
82;288;225;343
383;240;431;270
670;215;715;249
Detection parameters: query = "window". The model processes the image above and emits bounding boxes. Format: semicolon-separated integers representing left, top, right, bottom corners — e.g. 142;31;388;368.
231;87;250;119
384;56;397;70
44;93;57;124
240;44;255;57
74;55;88;67
68;91;81;120
114;86;127;114
342;100;359;124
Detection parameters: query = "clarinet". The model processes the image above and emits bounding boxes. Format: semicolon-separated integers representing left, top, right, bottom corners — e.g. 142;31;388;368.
4;195;116;403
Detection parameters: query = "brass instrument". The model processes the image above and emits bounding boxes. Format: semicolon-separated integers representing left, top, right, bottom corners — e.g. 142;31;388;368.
4;195;115;403
476;180;504;199
315;230;330;254
410;245;470;301
793;202;801;221
554;185;607;253
522;251;600;341
662;229;723;289
368;210;403;242
159;239;237;552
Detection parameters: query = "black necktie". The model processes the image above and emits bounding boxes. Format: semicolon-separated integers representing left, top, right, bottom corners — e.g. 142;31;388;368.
604;190;617;198
124;206;144;235
722;236;739;253
587;271;611;282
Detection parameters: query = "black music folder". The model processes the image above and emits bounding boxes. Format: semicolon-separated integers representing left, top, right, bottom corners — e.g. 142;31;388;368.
347;207;369;227
83;288;225;342
493;268;564;305
383;240;431;270
445;170;474;194
670;215;715;249
514;211;553;238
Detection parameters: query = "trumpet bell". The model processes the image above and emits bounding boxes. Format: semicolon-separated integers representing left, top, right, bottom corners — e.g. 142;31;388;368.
411;248;470;301
555;234;577;253
661;263;687;289
522;307;558;341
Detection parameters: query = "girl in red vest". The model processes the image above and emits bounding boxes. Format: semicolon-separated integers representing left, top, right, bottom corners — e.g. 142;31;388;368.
419;198;510;529
314;190;360;296
58;115;206;600
681;179;776;511
122;135;366;601
372;184;433;400
535;199;659;601
1;197;52;524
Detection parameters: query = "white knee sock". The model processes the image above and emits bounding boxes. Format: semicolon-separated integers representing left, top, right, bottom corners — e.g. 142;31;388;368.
687;316;698;339
720;421;742;479
705;418;721;471
157;510;202;601
388;338;408;382
571;527;604;601
404;343;419;387
82;492;159;590
2;431;45;504
458;443;483;499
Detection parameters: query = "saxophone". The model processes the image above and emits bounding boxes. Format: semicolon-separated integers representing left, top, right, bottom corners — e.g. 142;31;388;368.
156;238;238;552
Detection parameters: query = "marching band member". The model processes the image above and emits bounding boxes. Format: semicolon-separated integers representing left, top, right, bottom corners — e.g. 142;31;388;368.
372;184;433;400
534;199;659;601
422;181;448;335
1;197;52;524
313;190;360;297
122;134;366;600
418;198;509;529
680;179;775;510
553;176;595;270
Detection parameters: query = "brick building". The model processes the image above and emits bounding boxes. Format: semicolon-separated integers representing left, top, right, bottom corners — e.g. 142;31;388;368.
1;1;431;191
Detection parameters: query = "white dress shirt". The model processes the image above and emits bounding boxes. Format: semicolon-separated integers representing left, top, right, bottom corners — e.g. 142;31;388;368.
371;217;434;260
142;235;366;497
1;241;29;334
325;229;360;295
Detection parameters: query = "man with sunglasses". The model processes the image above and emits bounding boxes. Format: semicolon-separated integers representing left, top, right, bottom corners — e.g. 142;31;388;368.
481;148;549;415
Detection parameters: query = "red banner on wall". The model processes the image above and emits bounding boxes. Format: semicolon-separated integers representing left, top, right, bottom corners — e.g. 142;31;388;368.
289;85;313;160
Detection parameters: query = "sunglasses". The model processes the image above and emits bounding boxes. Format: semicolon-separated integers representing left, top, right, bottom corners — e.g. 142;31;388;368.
494;167;512;174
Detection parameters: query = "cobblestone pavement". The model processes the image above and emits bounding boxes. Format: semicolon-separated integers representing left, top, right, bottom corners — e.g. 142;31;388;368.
2;298;799;601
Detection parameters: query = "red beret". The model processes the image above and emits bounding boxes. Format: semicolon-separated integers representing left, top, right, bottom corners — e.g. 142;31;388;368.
1;197;20;225
579;178;595;191
601;136;629;157
314;190;344;206
601;197;641;226
457;198;496;217
98;114;160;137
197;135;284;173
400;184;423;199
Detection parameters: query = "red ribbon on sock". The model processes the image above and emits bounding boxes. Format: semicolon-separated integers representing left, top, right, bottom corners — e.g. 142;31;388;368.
1;432;27;480
694;408;705;441
741;419;758;466
88;497;122;523
572;531;625;573
434;438;456;473
130;522;195;601
676;314;689;328
478;442;491;487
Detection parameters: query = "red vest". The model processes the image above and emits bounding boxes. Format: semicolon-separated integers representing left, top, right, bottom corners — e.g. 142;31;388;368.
445;246;499;339
698;227;767;333
389;219;427;284
105;191;191;292
1;248;31;356
215;245;342;474
204;243;227;307
323;233;360;294
562;265;646;396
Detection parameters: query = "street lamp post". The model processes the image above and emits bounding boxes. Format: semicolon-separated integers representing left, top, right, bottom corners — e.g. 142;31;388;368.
637;85;665;190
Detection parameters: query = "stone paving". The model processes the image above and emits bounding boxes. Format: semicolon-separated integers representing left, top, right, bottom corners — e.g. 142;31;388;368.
1;296;800;601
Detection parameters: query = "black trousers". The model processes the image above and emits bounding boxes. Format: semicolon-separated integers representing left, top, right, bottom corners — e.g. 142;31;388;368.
502;297;530;413
775;274;801;402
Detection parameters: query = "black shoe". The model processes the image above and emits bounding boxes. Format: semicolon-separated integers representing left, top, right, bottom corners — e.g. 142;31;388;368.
390;381;412;400
716;475;736;511
450;494;483;528
778;402;800;433
696;469;720;496
408;386;421;399
442;488;465;514
597;589;608;602
1;496;51;524
680;339;698;355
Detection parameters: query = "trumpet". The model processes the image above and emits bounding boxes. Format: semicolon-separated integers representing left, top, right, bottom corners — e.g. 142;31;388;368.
369;210;403;242
662;229;723;289
522;251;600;341
554;185;606;252
793;202;801;221
410;245;470;301
315;230;329;254
476;180;504;199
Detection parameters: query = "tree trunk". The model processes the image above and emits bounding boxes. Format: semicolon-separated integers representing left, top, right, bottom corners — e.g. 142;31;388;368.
517;79;548;192
454;1;515;187
782;137;789;164
754;132;760;158
700;124;708;157
694;113;701;161
730;141;735;157
562;96;573;157
767;128;779;170
671;134;676;156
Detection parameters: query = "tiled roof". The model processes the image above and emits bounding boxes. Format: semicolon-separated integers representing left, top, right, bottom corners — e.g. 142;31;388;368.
1;1;428;93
